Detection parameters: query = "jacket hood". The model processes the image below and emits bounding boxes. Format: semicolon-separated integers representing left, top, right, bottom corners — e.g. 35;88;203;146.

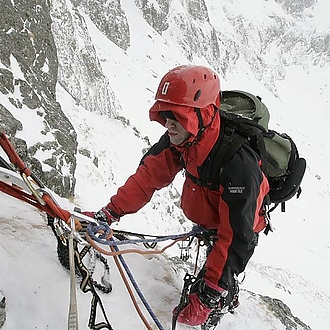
149;101;221;172
149;101;218;138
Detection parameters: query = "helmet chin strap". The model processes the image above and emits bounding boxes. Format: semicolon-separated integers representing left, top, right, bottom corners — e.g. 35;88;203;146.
195;107;204;130
183;106;218;148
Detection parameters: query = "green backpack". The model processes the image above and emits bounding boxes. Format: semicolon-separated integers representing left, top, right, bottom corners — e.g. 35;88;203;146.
188;90;306;215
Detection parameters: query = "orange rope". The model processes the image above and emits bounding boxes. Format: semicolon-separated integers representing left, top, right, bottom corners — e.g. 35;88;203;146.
85;226;190;256
110;246;153;330
86;232;187;257
85;228;192;329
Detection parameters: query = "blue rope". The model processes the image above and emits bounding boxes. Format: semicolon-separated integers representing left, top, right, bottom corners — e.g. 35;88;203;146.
87;223;203;246
113;242;165;330
86;223;207;330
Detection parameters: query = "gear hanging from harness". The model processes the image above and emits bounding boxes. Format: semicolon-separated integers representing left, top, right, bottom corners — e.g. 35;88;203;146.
47;214;113;294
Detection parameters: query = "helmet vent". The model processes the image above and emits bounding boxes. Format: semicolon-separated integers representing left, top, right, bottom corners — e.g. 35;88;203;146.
194;90;201;101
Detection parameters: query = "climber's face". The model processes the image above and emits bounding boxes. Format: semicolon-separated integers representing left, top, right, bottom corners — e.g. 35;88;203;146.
165;118;191;145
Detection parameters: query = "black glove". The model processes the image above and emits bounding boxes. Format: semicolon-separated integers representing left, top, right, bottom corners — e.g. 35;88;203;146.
198;279;226;309
82;207;120;225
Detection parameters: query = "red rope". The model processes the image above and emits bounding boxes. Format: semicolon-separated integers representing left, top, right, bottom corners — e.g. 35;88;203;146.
0;131;72;224
0;132;31;176
0;180;71;223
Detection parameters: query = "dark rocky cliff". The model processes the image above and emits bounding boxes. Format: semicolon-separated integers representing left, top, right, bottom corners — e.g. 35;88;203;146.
0;0;77;197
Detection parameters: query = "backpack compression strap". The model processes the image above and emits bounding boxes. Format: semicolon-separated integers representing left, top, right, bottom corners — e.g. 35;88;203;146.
184;114;268;191
206;113;269;190
208;124;247;190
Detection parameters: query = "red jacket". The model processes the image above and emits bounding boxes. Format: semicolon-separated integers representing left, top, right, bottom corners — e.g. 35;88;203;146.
108;105;269;287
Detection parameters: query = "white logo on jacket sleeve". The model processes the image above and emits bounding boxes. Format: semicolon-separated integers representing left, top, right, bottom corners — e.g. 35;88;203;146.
161;82;170;95
228;186;245;194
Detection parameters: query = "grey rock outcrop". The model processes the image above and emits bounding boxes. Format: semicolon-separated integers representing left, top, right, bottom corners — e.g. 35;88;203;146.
0;292;5;329
79;0;130;50
135;0;170;34
260;294;312;330
50;0;120;118
0;0;77;197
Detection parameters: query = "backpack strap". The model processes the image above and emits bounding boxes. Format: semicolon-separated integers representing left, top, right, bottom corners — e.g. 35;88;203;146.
184;120;247;190
208;123;247;190
216;111;269;176
185;112;268;191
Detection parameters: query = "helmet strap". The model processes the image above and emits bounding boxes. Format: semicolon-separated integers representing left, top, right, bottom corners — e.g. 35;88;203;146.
184;107;217;147
194;107;204;129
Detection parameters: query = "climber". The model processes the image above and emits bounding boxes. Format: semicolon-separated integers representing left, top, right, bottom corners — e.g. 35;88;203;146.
83;64;269;328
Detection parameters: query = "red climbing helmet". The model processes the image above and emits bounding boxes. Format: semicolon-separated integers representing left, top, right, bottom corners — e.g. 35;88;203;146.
154;65;221;109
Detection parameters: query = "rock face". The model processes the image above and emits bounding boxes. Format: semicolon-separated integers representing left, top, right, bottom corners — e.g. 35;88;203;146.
79;0;130;50
0;0;124;197
0;0;77;197
0;292;5;329
135;0;170;34
50;0;120;118
260;294;312;330
274;0;316;15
